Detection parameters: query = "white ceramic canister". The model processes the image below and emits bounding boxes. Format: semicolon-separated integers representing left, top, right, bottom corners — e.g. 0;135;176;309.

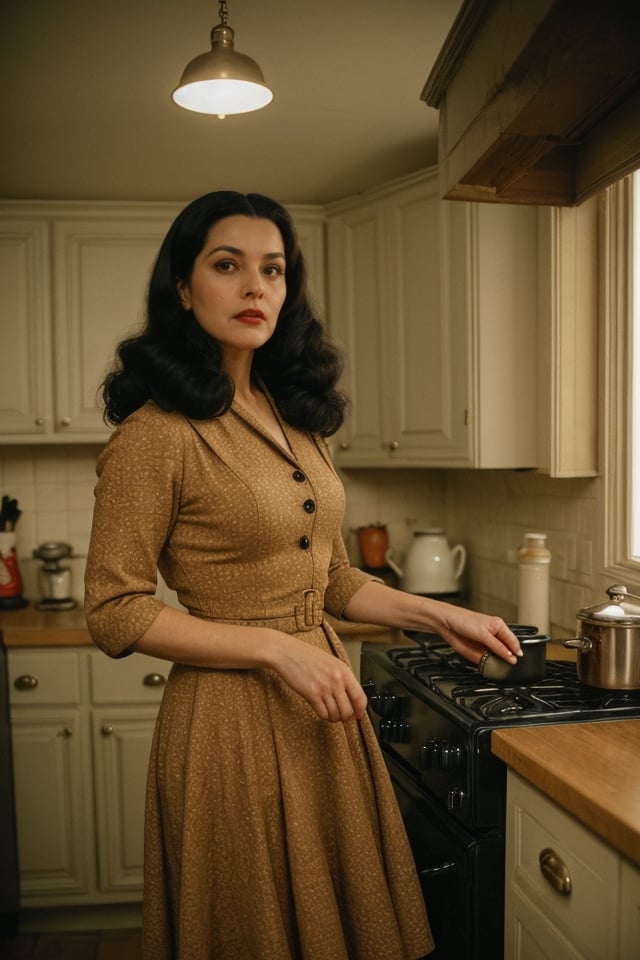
517;532;551;634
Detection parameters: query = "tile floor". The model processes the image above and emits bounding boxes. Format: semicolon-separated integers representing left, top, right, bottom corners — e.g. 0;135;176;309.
0;929;142;959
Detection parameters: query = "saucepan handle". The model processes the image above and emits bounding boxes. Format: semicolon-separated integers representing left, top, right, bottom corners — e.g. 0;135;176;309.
563;637;593;653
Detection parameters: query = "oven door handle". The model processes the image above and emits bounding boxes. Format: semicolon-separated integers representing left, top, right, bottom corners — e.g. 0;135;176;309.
419;859;456;879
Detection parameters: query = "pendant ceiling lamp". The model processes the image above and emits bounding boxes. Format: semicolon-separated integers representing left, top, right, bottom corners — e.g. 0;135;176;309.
172;0;273;119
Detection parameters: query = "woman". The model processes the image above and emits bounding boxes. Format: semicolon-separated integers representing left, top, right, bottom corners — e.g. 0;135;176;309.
85;191;522;960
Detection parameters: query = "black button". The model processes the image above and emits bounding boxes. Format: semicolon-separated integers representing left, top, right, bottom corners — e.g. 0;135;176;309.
292;470;306;483
303;499;316;514
299;536;310;549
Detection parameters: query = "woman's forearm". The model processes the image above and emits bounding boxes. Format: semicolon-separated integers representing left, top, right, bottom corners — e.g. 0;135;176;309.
133;605;367;722
133;605;285;670
342;580;522;664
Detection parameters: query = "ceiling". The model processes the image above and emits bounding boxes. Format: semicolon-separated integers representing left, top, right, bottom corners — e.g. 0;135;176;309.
0;0;462;207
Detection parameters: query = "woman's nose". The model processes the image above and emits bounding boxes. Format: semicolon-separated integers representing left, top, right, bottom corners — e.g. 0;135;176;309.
244;271;265;298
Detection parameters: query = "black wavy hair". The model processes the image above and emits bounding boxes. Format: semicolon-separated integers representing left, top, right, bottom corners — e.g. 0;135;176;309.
102;191;349;436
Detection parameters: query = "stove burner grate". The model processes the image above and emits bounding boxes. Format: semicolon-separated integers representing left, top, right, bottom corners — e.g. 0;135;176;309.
382;643;640;722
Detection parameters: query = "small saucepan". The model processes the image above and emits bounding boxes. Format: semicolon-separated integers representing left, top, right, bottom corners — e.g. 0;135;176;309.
563;584;640;689
478;626;548;685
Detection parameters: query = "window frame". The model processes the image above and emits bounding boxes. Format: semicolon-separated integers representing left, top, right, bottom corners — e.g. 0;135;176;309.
603;173;637;582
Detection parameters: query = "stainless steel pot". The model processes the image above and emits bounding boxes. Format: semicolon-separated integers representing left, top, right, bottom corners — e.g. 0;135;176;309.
479;630;547;685
563;584;640;689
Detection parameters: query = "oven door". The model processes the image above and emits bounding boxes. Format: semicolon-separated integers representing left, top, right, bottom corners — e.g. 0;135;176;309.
383;749;504;960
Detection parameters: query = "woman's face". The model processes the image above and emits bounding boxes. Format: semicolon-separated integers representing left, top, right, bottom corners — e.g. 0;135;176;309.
176;215;287;360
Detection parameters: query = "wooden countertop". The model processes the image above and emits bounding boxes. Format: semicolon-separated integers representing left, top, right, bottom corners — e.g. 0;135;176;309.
0;606;91;647
0;607;394;648
492;719;640;866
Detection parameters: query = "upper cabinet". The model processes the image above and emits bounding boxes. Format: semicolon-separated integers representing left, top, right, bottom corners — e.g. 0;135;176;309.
326;171;467;466
0;202;325;445
422;0;640;206
0;203;179;444
327;168;540;469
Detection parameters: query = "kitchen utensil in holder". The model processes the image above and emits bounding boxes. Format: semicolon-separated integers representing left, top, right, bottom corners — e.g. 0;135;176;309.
0;532;28;609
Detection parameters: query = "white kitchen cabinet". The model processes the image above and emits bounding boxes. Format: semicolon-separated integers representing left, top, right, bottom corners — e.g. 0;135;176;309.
51;213;178;439
326;168;539;468
8;650;94;902
504;769;640;960
0;202;325;445
536;198;600;477
0;203;179;443
88;648;167;894
327;171;465;465
8;646;168;907
0;220;52;437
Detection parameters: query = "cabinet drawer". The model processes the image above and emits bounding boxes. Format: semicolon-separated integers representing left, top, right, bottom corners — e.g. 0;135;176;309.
89;650;169;704
507;771;618;960
8;650;81;705
619;857;640;960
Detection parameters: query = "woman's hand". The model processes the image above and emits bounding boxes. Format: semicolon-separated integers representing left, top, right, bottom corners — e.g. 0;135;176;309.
268;631;368;723
427;602;522;665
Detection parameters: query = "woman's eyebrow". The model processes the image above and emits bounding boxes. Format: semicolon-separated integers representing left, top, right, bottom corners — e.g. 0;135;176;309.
207;244;285;260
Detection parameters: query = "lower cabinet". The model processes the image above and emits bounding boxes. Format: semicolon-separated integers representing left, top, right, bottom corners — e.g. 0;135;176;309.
8;647;168;907
504;769;640;960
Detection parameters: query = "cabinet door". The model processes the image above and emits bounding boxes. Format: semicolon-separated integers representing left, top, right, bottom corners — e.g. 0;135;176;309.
52;215;175;437
382;177;469;464
0;220;52;437
619;857;640;960
327;202;387;464
290;210;326;316
504;771;619;960
91;708;157;894
11;710;93;901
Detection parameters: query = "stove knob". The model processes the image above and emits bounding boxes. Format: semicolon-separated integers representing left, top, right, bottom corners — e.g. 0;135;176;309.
447;786;466;812
379;718;412;743
419;738;440;770
368;691;405;719
440;743;465;771
361;679;377;698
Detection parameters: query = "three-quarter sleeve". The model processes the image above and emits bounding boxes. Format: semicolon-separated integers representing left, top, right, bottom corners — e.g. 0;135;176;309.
84;405;183;657
323;531;380;618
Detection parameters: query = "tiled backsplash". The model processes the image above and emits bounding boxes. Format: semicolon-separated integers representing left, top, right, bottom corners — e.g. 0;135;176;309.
0;446;103;603
1;447;601;634
442;470;601;637
341;467;601;636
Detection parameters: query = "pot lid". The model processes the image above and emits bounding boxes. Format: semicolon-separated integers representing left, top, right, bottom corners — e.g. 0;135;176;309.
577;584;640;625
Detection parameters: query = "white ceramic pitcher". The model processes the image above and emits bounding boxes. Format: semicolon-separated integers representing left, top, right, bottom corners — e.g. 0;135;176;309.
385;528;466;595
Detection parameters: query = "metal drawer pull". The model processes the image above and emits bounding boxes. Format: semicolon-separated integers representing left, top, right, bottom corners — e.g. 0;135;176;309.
14;674;39;691
539;847;572;895
61;727;73;738
101;724;114;736
143;672;166;687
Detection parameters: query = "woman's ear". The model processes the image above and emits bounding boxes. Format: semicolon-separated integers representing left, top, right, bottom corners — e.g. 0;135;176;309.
176;280;191;310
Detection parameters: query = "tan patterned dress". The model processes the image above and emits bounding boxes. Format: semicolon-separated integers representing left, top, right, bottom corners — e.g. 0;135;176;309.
85;400;434;960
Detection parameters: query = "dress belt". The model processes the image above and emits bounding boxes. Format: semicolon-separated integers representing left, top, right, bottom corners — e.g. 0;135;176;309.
202;589;325;634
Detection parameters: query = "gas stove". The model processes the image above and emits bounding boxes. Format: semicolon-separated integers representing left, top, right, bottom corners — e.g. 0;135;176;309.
361;632;640;833
361;631;640;959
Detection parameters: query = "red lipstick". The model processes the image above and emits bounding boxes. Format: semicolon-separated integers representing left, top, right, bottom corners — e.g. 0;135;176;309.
234;309;265;324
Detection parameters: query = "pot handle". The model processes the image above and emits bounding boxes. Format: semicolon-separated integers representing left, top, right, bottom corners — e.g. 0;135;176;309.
563;638;593;653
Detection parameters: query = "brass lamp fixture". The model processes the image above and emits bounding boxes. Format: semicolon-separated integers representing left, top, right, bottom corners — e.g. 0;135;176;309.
172;0;273;119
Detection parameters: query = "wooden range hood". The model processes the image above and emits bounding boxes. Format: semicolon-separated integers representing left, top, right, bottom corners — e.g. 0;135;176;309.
422;0;640;205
